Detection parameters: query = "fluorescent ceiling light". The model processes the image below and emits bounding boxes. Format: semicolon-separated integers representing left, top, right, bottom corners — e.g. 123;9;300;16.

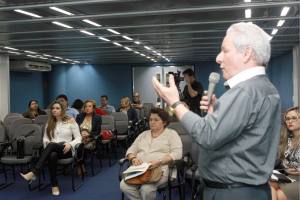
24;50;37;54
134;51;139;54
39;57;48;60
98;36;110;42
54;56;63;59
122;36;133;41
271;28;278;35
65;59;73;61
60;61;67;64
140;53;146;57
14;9;42;18
43;54;52;57
280;7;290;16
51;59;58;62
73;61;80;63
277;20;285;27
107;29;121;35
52;21;73;29
156;52;162;56
49;7;74;16
26;55;38;58
7;51;21;55
82;19;101;27
80;30;95;36
113;42;122;47
124;47;132;51
245;9;251;18
4;46;18;51
146;56;151;59
244;0;251;2
134;41;141;45
144;46;151;50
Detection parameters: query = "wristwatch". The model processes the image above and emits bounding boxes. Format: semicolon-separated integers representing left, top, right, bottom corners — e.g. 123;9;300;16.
171;101;182;109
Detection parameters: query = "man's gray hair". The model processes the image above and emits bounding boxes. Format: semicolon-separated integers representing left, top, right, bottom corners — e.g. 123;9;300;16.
227;22;271;66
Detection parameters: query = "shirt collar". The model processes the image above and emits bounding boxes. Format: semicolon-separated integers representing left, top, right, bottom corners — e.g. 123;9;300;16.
224;66;266;88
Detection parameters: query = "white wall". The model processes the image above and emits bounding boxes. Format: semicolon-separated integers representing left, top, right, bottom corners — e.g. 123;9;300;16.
0;54;10;120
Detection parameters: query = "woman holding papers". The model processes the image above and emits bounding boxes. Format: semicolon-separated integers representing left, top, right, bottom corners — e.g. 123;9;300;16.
270;106;300;200
120;108;182;200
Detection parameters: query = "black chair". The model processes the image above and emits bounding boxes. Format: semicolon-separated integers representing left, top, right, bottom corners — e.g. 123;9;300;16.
118;158;187;200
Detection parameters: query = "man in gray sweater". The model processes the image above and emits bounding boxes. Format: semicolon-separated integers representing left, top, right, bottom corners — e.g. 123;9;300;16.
152;22;281;200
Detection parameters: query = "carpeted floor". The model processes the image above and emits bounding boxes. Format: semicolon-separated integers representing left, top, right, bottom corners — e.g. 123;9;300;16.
0;158;189;200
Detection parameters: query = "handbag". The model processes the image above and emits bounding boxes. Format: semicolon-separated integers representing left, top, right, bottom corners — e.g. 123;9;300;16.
125;167;163;185
100;130;113;140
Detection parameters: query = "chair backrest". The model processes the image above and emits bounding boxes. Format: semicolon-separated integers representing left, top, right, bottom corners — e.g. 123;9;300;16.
112;112;129;134
0;120;6;142
3;115;24;136
168;122;192;156
142;103;154;119
8;118;33;141
4;113;22;120
11;124;43;155
101;115;115;131
34;115;49;129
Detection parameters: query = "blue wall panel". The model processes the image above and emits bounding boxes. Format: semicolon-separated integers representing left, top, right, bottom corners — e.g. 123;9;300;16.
10;71;45;113
47;64;132;108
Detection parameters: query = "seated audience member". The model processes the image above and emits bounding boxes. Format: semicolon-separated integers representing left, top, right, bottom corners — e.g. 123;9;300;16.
120;108;182;200
23;99;47;119
56;94;79;119
20;101;81;196
95;107;108;116
99;95;116;114
270;106;300;200
118;96;138;124
76;100;102;175
132;92;143;110
71;99;84;113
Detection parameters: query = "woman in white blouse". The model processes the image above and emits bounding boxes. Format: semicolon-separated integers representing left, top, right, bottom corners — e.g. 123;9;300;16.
20;101;81;196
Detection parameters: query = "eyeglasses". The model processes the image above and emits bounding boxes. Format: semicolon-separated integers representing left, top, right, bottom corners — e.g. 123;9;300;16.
284;116;299;122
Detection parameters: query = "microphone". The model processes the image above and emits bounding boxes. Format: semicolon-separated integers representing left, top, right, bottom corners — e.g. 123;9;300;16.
201;72;220;116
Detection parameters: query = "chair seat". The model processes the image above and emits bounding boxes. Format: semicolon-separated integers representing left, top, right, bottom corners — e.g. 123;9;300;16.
117;135;127;140
1;155;32;164
101;139;111;144
57;157;74;165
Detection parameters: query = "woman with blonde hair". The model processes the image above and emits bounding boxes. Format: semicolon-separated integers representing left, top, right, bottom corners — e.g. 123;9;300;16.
271;106;300;200
20;100;82;196
118;96;138;123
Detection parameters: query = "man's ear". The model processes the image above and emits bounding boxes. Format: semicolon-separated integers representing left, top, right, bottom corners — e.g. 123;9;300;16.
243;47;254;64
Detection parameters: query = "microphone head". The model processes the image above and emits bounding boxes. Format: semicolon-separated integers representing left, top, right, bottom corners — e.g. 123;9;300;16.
209;72;220;84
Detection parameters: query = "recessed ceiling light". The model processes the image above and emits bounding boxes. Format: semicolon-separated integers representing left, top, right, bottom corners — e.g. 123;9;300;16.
82;19;102;27
14;9;42;18
140;53;146;57
7;51;21;55
280;7;290;16
51;59;58;62
43;54;52;57
73;61;80;63
134;51;139;54
26;55;38;58
80;30;95;36
271;28;278;35
144;46;151;50
277;20;285;27
98;36;110;42
49;7;74;16
122;36;133;41
60;61;67;64
134;41;141;45
124;47;132;51
24;50;37;54
54;56;63;59
244;0;251;2
107;29;121;35
113;42;122;47
52;21;73;29
4;46;18;51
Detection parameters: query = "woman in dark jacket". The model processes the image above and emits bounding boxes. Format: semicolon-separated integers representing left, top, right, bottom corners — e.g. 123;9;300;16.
75;100;102;175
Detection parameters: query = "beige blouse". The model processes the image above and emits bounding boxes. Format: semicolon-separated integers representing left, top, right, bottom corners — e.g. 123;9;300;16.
126;128;183;177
